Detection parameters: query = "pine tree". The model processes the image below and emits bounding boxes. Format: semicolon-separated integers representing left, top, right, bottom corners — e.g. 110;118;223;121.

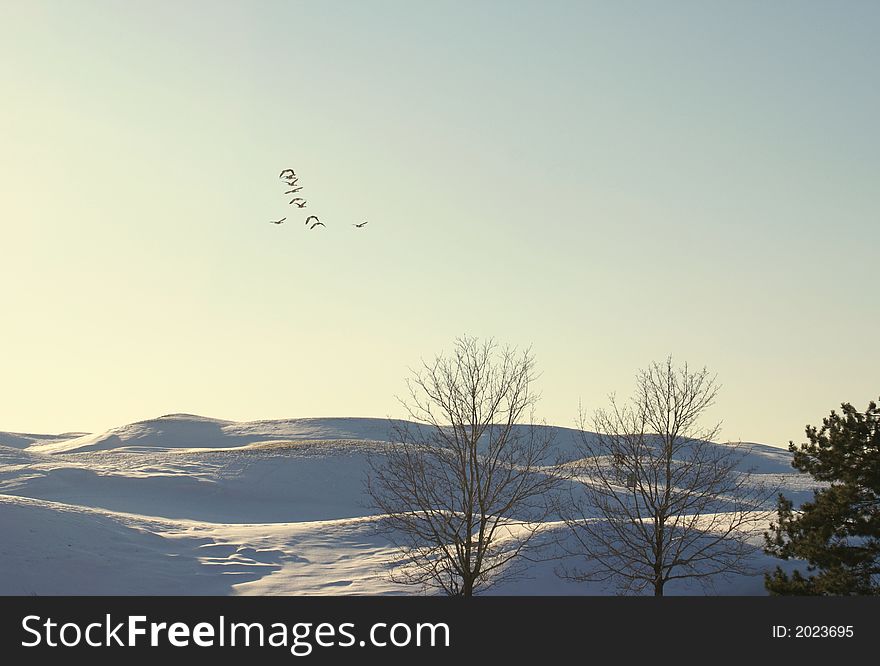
764;398;880;595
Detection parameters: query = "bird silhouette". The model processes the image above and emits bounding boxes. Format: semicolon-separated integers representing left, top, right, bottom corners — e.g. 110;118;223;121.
353;221;368;228
285;187;303;194
289;197;306;206
279;168;295;179
305;215;321;227
310;221;325;230
269;217;286;225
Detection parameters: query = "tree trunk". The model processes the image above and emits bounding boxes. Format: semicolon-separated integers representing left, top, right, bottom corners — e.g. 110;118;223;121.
654;522;665;596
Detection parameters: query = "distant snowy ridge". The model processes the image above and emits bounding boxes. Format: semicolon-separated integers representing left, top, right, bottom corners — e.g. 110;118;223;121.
21;413;795;473
28;414;403;454
0;431;89;450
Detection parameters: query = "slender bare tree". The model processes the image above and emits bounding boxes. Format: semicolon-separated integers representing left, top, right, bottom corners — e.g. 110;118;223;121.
367;336;561;596
558;356;775;595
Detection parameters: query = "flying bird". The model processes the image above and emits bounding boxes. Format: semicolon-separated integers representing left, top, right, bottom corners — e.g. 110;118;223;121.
289;197;306;206
269;217;286;225
305;215;321;228
279;168;296;179
309;221;325;230
285;187;303;194
353;221;368;228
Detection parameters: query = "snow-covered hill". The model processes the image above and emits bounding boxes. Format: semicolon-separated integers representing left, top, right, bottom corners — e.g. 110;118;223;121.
28;414;400;454
0;414;810;595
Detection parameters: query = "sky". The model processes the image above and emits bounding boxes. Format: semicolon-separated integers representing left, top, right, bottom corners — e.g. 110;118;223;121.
1;1;877;446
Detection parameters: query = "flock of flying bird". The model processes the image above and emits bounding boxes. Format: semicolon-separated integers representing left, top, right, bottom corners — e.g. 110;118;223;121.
268;168;368;231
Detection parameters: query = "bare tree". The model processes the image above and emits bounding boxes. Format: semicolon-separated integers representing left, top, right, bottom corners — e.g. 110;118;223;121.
367;336;561;596
558;356;775;595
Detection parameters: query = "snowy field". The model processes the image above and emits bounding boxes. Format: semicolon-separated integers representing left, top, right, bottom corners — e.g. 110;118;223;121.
0;414;814;595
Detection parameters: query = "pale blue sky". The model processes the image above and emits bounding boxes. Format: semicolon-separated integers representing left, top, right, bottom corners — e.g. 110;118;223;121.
1;1;877;445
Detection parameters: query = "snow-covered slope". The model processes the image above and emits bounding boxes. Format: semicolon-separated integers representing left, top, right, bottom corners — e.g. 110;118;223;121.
0;440;384;523
0;413;809;595
0;495;803;596
0;494;398;595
